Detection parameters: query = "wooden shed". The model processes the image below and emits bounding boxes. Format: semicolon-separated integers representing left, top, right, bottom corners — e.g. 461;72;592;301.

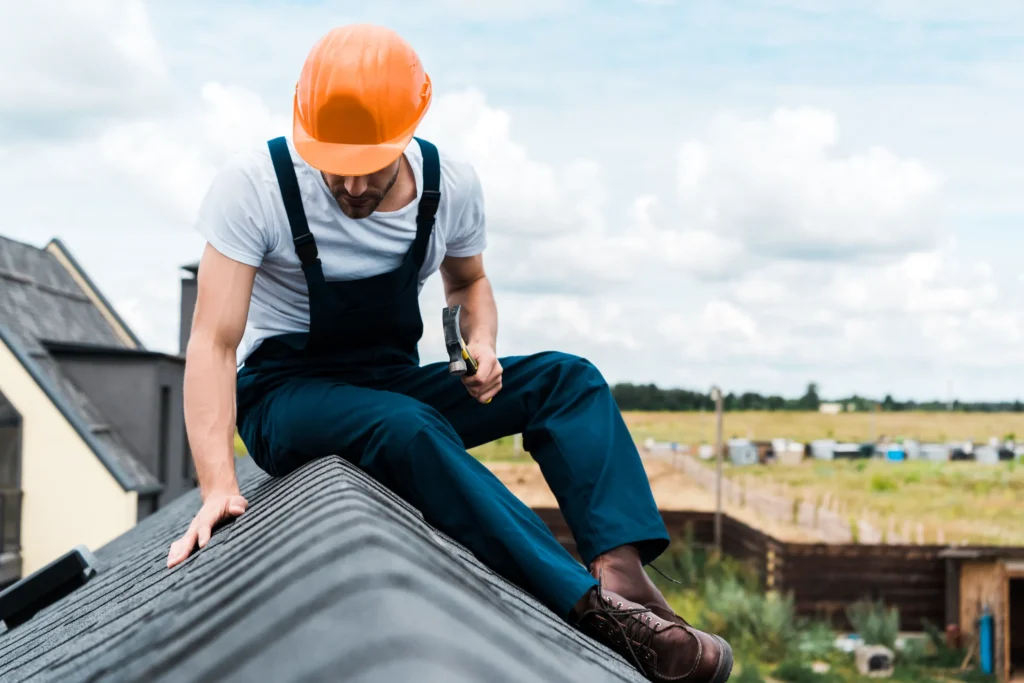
942;548;1024;682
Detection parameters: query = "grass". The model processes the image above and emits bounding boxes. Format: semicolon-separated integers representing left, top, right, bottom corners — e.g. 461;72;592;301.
465;411;1024;546
619;410;1024;444
716;457;1024;545
467;410;1024;460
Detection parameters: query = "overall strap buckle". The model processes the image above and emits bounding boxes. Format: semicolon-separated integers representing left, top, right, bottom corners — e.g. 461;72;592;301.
293;232;319;265
418;189;441;225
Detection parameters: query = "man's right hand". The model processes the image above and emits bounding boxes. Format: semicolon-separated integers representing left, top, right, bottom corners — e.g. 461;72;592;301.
167;490;248;568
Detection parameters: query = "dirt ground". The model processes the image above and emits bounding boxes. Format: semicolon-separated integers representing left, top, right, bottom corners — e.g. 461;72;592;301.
486;455;824;542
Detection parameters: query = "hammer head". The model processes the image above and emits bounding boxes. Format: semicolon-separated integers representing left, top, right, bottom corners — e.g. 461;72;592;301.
442;305;470;375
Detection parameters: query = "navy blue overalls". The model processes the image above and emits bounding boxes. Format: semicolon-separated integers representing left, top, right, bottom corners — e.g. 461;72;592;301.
235;136;670;619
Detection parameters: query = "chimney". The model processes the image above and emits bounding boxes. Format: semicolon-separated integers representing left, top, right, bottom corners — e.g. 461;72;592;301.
179;262;199;355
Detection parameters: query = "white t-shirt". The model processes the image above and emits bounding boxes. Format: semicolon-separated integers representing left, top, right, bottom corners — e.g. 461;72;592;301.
193;137;487;365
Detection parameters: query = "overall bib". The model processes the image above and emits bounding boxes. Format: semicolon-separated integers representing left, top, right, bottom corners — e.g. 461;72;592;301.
235;136;669;618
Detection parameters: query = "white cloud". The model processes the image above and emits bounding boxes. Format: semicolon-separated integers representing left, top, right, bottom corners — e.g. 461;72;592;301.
432;0;581;19
417;89;607;240
3;0;1023;403
94;83;288;224
676;107;943;261
0;0;170;138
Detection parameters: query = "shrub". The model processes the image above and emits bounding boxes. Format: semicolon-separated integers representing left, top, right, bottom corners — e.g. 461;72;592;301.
733;660;765;683
651;534;760;593
918;618;967;668
871;474;898;492
845;599;899;649
796;621;837;660
772;658;840;683
701;578;798;663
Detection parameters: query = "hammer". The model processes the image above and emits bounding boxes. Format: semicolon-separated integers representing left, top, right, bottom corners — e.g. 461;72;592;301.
442;305;478;376
443;305;494;404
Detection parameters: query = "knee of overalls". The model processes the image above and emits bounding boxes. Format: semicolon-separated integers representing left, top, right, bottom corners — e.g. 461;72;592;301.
530;351;608;394
249;379;462;476
365;400;461;459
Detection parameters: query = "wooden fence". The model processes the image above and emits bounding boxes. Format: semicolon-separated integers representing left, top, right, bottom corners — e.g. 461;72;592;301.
531;506;950;630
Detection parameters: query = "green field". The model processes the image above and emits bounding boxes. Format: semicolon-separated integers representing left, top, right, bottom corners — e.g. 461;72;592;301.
716;457;1024;546
619;410;1024;444
468;411;1024;546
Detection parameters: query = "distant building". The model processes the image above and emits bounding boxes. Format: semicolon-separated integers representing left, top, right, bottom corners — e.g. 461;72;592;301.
0;235;195;585
819;402;842;415
941;547;1024;682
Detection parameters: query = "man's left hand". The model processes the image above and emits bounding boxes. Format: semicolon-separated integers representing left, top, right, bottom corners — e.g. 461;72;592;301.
463;341;502;403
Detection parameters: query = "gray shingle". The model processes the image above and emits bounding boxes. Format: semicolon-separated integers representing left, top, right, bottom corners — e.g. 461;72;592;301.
0;456;646;683
0;236;123;348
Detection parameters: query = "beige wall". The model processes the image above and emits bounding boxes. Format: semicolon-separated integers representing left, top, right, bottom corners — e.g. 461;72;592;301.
0;338;137;575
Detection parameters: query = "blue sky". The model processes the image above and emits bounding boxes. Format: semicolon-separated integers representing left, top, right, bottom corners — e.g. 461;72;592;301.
2;1;1023;401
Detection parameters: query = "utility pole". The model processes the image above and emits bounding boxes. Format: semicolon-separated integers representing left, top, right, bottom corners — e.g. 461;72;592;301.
711;385;724;552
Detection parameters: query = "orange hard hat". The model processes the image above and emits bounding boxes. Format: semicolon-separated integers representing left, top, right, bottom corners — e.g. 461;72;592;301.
292;24;432;176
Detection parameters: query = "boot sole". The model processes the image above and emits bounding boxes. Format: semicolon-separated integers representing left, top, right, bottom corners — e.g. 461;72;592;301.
710;635;734;682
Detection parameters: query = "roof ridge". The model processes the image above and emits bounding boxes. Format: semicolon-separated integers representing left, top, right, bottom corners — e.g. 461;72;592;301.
0;233;47;251
43;238;145;350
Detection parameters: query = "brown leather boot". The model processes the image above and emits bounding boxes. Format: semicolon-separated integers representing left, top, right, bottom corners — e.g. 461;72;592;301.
589;546;683;623
571;583;733;682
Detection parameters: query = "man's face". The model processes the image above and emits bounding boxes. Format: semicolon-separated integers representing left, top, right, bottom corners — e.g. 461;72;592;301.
321;158;401;219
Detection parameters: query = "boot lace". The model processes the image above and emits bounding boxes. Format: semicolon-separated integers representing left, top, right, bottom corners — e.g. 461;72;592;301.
579;569;664;673
647;561;685;586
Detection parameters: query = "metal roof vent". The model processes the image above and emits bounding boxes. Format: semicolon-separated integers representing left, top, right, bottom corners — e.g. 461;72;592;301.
0;545;98;629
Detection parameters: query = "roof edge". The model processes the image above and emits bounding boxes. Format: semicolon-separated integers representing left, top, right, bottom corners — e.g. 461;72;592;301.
44;239;145;350
43;340;184;363
0;322;163;495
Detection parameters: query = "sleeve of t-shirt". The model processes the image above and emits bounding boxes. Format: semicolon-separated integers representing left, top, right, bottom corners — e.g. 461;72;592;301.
444;163;487;257
193;152;272;268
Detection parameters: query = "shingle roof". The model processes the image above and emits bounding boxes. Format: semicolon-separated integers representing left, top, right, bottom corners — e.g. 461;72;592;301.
0;236;126;348
0;456;647;682
0;235;159;493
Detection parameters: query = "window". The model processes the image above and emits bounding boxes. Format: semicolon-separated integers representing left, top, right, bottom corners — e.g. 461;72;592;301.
0;393;20;490
0;392;21;555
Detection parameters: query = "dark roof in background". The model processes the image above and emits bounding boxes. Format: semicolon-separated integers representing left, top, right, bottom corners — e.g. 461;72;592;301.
46;238;146;349
182;262;199;275
0;236;128;349
0;235;160;493
44;340;184;364
0;456;647;683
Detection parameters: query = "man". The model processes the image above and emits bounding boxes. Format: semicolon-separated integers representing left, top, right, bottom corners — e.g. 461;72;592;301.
167;24;732;683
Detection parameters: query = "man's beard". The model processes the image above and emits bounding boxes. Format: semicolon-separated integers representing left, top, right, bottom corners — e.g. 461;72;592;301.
329;160;402;219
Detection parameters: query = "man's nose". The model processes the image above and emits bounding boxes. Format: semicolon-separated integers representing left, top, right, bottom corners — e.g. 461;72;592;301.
343;176;369;196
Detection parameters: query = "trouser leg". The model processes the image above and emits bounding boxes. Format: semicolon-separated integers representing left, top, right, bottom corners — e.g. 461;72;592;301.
241;377;597;618
386;351;671;567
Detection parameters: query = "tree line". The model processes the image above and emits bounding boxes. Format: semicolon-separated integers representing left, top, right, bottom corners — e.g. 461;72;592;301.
610;382;1024;413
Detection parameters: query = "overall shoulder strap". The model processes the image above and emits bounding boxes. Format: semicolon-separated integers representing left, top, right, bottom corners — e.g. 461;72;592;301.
267;137;319;266
411;137;441;266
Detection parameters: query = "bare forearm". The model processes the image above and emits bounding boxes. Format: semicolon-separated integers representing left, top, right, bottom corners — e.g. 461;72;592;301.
447;275;498;350
183;335;239;498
